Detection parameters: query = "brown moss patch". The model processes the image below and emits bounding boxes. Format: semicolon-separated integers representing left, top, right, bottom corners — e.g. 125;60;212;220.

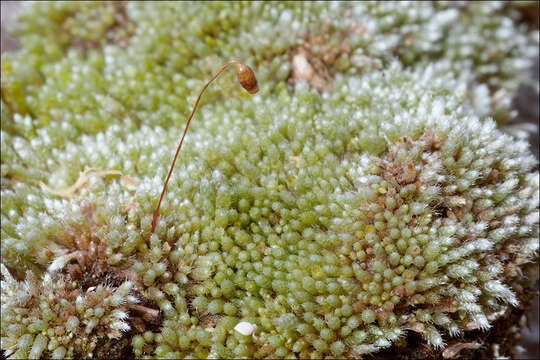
200;313;222;330
378;129;442;190
373;286;536;359
64;2;135;53
33;203;161;358
289;46;333;92
287;16;363;92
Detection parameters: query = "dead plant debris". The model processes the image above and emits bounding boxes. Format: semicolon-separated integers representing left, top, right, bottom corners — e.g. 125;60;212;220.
40;168;122;198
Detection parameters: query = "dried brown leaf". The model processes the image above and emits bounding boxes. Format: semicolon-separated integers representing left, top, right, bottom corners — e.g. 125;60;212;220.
442;342;482;359
40;168;122;198
123;202;139;212
407;321;425;334
121;175;140;189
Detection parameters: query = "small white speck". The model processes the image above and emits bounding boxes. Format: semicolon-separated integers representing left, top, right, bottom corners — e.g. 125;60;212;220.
234;321;258;336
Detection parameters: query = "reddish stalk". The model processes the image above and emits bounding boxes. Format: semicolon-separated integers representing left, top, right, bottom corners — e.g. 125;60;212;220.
151;61;258;233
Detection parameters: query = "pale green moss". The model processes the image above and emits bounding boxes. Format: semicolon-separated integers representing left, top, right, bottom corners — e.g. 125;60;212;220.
1;1;539;359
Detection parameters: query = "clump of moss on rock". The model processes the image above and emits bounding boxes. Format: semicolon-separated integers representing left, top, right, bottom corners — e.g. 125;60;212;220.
1;2;538;359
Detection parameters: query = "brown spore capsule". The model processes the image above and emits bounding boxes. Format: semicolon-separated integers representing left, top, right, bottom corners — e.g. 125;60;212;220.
236;63;259;94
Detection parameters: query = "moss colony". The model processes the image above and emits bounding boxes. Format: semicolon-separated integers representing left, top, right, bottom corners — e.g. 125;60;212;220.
1;1;539;359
